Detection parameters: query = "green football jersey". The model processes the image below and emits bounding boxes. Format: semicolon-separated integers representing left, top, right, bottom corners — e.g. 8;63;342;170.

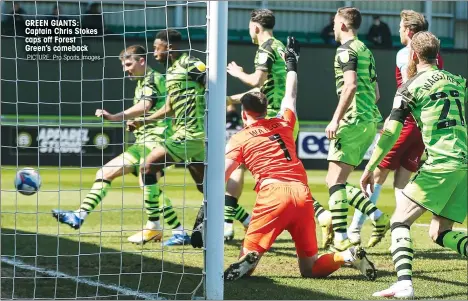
398;66;467;169
254;37;287;114
166;53;206;138
133;68;172;143
334;38;382;124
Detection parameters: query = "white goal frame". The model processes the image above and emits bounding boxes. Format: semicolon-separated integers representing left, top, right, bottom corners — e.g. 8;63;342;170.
204;1;227;300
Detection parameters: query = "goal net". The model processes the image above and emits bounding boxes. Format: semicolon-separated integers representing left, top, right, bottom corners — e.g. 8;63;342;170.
1;0;226;299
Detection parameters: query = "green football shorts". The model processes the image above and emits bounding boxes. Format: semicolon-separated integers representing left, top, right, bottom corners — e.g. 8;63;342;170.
327;121;377;167
403;166;467;224
117;141;162;176
164;132;205;163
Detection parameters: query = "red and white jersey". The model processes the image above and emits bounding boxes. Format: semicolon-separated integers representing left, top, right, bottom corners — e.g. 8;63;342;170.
395;45;444;125
395;45;444;88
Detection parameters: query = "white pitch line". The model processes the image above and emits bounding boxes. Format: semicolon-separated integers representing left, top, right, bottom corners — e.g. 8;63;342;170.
1;256;161;300
414;223;466;231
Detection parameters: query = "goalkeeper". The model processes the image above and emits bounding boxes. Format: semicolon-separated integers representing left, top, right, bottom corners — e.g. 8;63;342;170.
224;37;376;282
52;45;189;246
225;9;333;248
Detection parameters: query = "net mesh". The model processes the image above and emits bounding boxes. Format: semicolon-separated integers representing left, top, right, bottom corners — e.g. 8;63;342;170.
1;1;209;299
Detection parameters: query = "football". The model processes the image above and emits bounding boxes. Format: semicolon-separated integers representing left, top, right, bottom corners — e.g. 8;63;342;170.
14;168;42;196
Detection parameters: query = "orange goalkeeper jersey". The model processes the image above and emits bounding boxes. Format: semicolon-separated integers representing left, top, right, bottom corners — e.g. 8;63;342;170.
225;109;308;190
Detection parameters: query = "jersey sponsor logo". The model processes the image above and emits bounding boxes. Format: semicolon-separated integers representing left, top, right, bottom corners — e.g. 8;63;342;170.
338;50;350;63
37;128;90;153
194;61;206;72
298;132;380;160
142;86;153;97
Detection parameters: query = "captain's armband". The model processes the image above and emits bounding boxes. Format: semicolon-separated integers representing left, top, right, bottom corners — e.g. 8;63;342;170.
389;107;410;124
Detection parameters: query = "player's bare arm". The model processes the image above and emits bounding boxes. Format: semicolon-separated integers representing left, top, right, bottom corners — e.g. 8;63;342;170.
225;158;241;182
360;93;410;195
227;61;267;88
326;70;357;139
280;36;300;114
95;98;153;122
128;97;173;131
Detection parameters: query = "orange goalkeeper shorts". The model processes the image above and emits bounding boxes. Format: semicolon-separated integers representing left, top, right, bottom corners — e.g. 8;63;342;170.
243;182;318;258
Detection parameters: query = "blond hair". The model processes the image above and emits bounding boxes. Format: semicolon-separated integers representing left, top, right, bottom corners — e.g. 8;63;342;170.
400;10;425;35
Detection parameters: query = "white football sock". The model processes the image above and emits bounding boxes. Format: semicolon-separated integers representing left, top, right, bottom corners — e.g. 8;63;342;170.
172;225;185;235
242;215;251;227
145;220;161;230
74;209;88;220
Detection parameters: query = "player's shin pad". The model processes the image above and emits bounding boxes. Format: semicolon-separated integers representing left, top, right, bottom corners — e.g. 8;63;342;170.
191;204;205;248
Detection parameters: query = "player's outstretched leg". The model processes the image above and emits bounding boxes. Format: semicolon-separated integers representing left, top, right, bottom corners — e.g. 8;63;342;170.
346;184;390;248
373;191;426;298
224;166;250;241
133;146;176;245
224;246;377;282
128;173;164;244
299;246;376;281
313;197;334;249
52;156;134;230
52;179;110;230
190;203;205;248
162;192;191;246
224;250;261;281
327;183;352;251
373;222;415;298
348;170;385;245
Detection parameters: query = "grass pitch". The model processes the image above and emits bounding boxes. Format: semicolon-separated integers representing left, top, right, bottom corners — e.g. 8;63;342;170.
1;166;467;299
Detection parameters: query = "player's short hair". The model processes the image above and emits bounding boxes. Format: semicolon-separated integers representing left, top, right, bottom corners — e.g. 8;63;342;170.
240;92;268;117
119;45;146;61
411;31;440;62
156;29;182;44
336;7;361;30
400;10;426;35
250;9;275;29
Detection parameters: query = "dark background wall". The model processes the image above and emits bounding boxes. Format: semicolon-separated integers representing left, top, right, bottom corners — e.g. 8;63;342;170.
1;36;467;121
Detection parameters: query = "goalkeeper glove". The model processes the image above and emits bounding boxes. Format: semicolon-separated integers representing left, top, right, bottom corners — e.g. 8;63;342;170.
285;36;300;72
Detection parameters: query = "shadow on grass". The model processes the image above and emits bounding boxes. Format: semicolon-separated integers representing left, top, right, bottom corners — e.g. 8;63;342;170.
1;228;348;300
1;228;203;300
367;247;465;261
224;276;348;300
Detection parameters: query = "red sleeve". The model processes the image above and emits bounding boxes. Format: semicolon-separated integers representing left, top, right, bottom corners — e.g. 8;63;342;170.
436;53;444;69
281;108;297;128
225;136;244;164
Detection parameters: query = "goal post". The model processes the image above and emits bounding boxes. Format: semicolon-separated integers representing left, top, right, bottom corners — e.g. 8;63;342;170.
204;1;227;300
